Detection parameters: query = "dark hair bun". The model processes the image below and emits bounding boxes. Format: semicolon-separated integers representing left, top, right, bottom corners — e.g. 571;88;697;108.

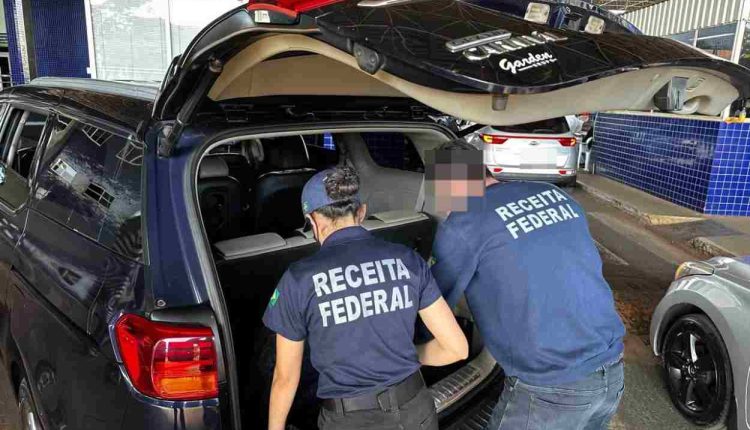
325;166;360;201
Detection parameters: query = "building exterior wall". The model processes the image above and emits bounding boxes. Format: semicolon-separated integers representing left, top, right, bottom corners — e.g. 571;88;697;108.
3;0;28;84
625;0;748;36
595;113;750;216
3;0;88;84
86;0;239;81
31;0;89;79
2;0;240;84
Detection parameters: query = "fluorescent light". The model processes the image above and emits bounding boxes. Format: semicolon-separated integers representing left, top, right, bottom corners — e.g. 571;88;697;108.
524;2;550;24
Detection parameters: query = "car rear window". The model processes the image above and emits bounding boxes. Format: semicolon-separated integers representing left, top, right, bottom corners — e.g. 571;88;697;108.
362;133;424;173
32;116;143;261
493;118;569;134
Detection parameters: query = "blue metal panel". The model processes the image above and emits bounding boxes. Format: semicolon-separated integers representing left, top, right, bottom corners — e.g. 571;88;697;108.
594;113;718;212
3;0;26;84
30;0;89;78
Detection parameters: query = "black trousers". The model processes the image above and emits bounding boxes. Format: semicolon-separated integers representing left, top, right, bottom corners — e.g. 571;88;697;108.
317;387;438;430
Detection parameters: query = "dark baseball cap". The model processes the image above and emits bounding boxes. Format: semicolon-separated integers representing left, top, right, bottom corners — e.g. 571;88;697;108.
301;169;361;215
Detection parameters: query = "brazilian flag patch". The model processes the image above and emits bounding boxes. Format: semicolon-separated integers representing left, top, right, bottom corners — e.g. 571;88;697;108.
428;256;437;267
269;289;280;307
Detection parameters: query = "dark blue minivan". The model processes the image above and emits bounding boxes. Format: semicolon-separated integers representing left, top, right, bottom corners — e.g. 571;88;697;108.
0;1;747;429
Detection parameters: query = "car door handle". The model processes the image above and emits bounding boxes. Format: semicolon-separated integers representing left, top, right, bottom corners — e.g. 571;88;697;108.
0;164;5;185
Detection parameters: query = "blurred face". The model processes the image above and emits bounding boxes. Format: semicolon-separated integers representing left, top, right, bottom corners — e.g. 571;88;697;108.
425;150;485;213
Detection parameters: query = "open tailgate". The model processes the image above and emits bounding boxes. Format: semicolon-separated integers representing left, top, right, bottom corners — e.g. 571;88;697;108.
152;0;750;149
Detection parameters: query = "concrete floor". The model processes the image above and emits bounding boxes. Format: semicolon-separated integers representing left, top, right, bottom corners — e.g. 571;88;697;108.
572;189;709;430
0;187;730;430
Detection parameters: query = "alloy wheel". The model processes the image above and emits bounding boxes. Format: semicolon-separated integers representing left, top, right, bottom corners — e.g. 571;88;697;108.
665;330;719;414
662;314;732;427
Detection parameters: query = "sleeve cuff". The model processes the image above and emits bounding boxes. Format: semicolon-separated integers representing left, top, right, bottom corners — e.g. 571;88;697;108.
262;315;306;342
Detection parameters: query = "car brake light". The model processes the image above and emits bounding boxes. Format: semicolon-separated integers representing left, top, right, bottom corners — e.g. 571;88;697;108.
247;0;342;19
493;167;503;173
114;314;218;401
558;137;577;147
481;134;509;144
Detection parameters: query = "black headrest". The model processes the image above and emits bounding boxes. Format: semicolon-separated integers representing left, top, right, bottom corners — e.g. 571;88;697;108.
262;137;309;170
199;157;229;179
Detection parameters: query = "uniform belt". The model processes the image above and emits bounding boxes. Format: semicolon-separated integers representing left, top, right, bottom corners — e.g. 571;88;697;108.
322;372;425;414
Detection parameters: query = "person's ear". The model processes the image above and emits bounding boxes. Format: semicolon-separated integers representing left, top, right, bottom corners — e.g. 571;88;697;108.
306;214;320;242
356;203;367;223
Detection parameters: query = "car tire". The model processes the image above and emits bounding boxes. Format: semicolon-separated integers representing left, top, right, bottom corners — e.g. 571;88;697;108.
662;314;732;427
18;378;41;430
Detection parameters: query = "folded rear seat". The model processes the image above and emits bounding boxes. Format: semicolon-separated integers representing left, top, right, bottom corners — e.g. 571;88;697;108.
363;210;435;260
214;210;434;316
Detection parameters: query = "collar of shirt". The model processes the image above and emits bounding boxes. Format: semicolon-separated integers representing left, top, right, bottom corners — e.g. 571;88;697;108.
322;225;372;248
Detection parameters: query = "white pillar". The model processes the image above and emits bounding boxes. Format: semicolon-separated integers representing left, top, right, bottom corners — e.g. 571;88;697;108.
83;0;97;79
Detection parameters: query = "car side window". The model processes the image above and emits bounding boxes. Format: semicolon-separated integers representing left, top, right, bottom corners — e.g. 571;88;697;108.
361;133;424;173
0;107;50;211
303;133;339;167
33;115;144;260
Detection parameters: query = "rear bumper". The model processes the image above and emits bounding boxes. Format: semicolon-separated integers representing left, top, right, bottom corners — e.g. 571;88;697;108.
489;168;577;184
439;369;503;430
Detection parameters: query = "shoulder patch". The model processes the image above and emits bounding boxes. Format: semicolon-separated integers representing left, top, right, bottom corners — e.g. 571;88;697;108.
269;288;280;307
428;256;437;267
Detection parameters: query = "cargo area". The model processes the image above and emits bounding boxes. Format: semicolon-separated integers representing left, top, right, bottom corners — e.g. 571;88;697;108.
196;127;497;428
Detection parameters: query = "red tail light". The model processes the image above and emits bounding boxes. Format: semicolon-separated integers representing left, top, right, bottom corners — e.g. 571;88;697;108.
558;137;577;147
481;134;577;147
247;0;342;15
480;134;509;145
114;314;218;401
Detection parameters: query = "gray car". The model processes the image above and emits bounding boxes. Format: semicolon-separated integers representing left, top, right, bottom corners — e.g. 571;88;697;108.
650;256;750;428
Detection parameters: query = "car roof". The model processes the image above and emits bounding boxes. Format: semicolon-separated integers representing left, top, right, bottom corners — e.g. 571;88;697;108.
28;77;159;101
3;77;155;132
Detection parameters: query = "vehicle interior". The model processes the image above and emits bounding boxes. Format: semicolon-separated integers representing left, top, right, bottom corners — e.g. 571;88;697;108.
196;127;494;428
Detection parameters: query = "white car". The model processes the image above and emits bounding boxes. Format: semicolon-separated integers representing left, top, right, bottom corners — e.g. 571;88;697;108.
470;116;583;187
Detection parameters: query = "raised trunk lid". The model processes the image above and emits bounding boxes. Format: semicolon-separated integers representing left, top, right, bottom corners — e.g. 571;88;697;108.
153;0;750;154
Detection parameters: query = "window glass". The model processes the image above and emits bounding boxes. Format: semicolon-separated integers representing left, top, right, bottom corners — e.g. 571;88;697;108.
89;0;237;81
362;133;424;173
493;117;569;134
303;134;339;168
669;31;695;46
11;111;48;178
33;116;143;260
740;22;750;69
0;109;24;161
696;23;735;61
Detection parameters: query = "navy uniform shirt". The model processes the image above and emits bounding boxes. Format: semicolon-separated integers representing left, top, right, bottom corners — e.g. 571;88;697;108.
431;182;625;386
263;226;442;399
